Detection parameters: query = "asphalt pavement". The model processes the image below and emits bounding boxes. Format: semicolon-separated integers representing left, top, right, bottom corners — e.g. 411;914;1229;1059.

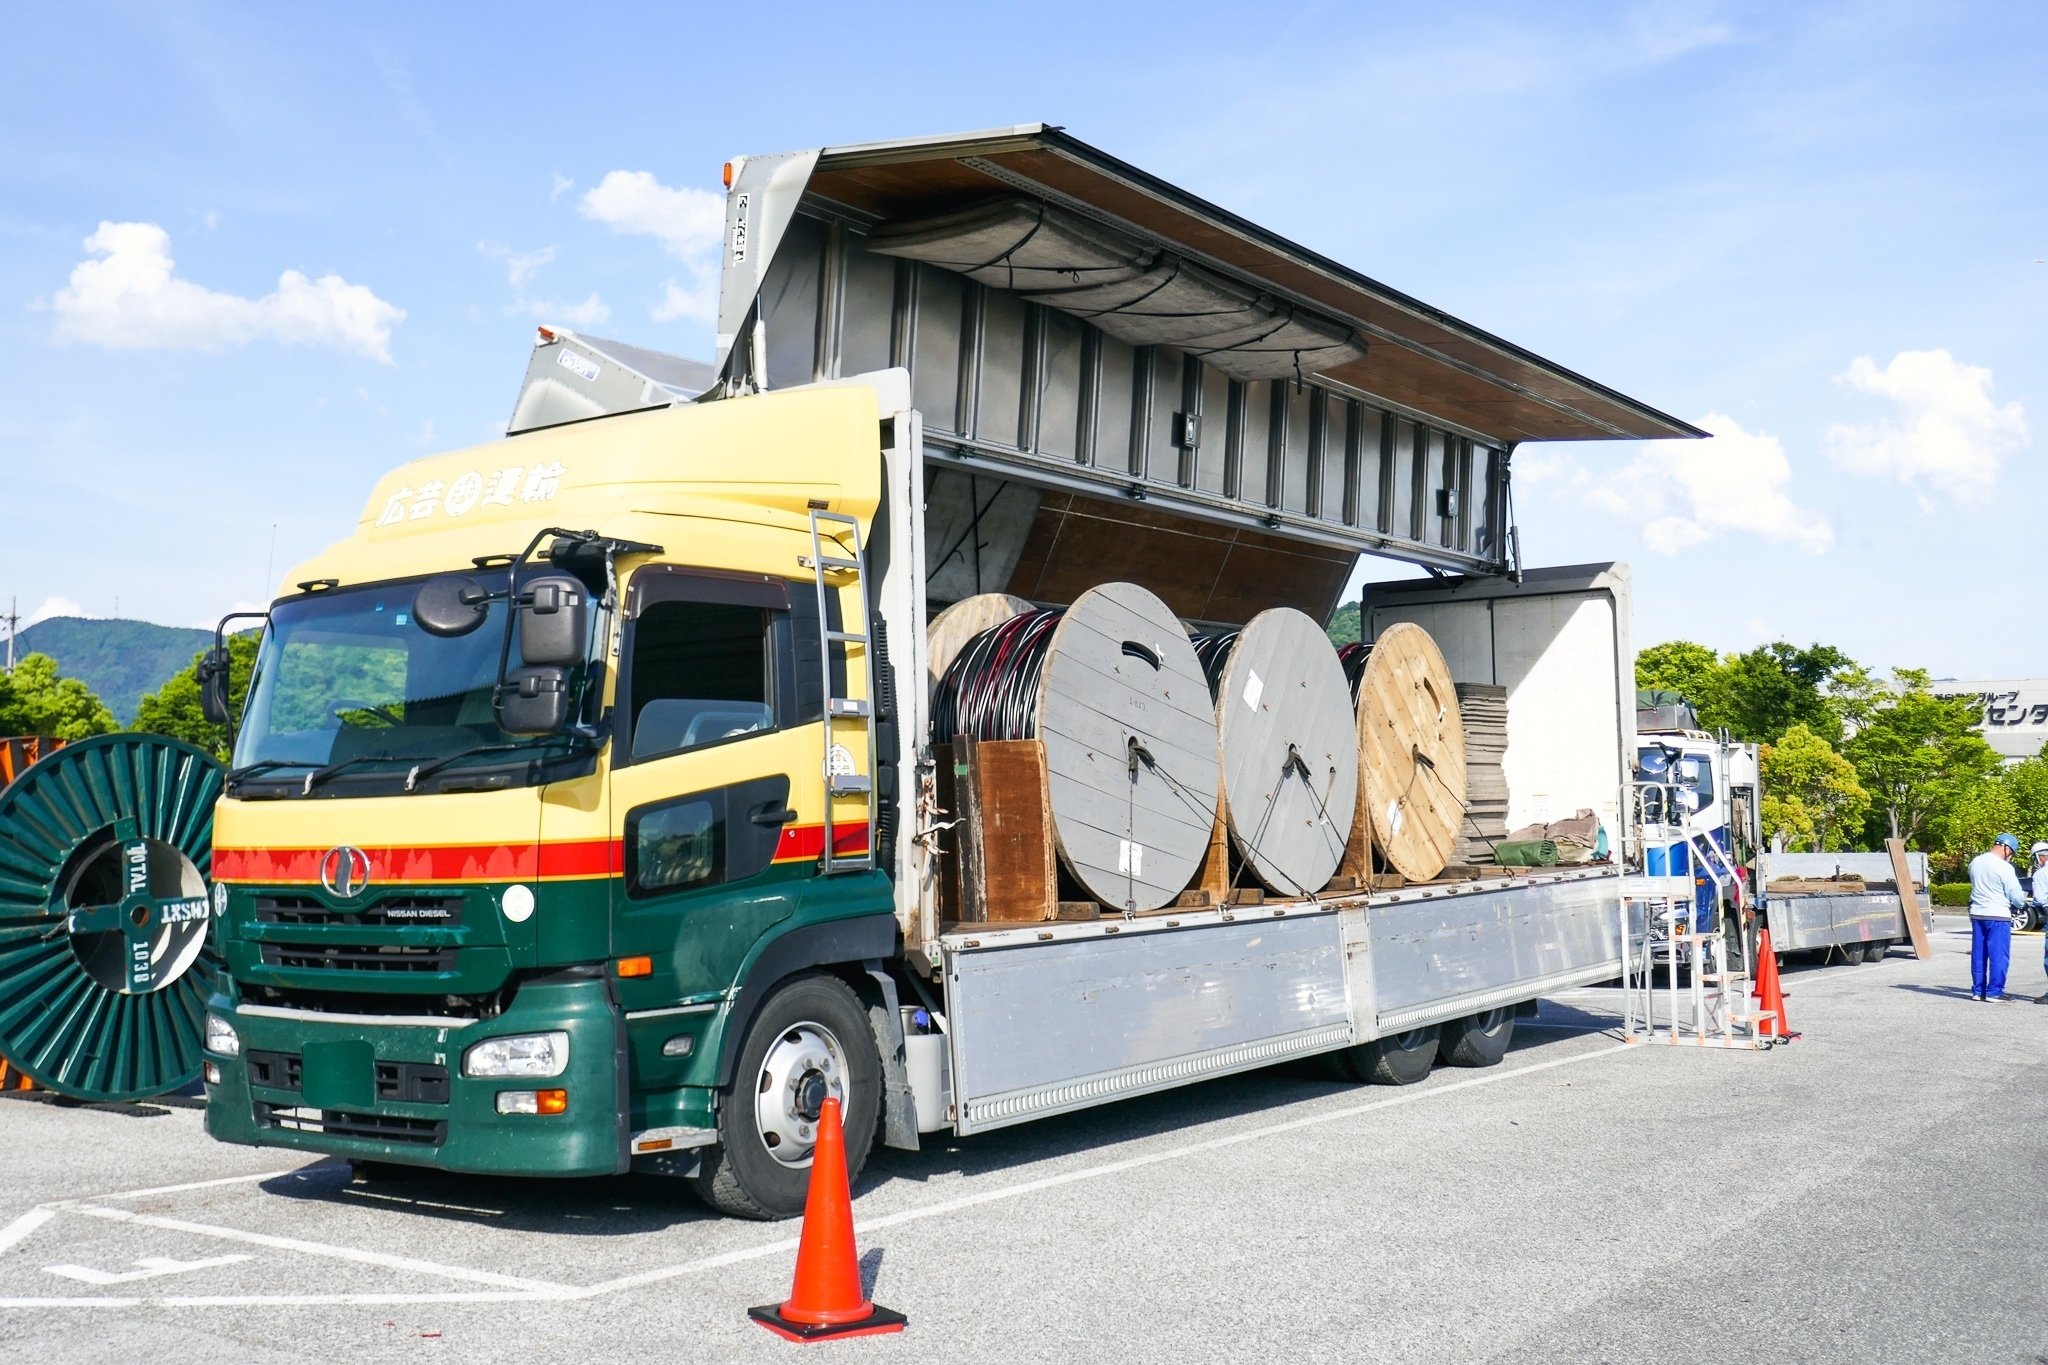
3;914;2045;1364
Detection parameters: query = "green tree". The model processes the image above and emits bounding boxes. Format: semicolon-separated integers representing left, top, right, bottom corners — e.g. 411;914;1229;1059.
1759;724;1869;852
1635;640;1719;702
1710;642;1853;744
133;634;260;761
0;653;118;740
1845;669;2002;847
1326;600;1362;647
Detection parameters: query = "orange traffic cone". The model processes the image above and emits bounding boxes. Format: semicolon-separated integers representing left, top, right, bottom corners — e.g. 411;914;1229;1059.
749;1096;906;1343
1751;928;1799;1040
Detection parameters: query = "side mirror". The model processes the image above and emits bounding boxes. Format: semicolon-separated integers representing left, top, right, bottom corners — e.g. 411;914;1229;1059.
498;666;570;735
415;574;492;638
198;647;233;726
517;575;589;667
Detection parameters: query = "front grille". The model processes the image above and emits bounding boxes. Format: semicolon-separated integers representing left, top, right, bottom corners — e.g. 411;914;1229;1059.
243;984;495;1020
245;1048;303;1091
256;1102;446;1146
376;1060;451;1104
260;943;457;973
254;893;464;927
243;1050;448;1105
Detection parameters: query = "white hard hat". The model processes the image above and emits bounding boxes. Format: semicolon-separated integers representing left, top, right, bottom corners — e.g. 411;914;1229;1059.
2033;842;2048;856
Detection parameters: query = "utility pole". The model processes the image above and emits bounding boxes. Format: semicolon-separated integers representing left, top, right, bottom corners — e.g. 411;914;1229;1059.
4;595;15;673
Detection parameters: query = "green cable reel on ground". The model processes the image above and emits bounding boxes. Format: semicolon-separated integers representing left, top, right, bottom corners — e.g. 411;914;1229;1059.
0;733;225;1102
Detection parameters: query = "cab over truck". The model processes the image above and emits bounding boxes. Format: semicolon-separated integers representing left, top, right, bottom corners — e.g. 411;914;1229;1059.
200;126;1707;1218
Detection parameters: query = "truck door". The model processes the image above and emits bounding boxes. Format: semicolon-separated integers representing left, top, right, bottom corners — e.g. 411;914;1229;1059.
608;570;820;1016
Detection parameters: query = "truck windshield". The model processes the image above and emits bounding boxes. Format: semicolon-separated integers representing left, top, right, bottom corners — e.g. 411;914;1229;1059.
230;576;590;795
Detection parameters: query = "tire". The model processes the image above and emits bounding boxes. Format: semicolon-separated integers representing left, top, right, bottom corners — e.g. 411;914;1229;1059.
1437;1007;1516;1068
2013;905;2032;933
1335;1025;1440;1085
690;972;881;1221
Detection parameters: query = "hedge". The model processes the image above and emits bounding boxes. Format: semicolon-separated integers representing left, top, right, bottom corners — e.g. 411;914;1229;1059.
1931;882;1972;907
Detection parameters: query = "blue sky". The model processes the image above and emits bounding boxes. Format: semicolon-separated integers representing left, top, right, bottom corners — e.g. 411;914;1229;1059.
2;1;2040;676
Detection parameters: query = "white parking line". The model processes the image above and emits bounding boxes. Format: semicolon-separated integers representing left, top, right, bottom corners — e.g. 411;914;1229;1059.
73;1205;572;1295
579;1040;1636;1298
1;1037;1635;1311
0;1209;56;1256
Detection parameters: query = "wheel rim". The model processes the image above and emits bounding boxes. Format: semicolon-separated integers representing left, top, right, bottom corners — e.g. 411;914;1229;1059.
753;1020;848;1168
0;734;223;1101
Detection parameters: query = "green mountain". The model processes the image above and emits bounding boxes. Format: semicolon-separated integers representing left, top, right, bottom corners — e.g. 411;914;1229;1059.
13;618;212;724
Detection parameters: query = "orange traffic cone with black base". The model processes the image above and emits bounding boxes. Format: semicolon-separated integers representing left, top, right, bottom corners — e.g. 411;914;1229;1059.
749;1096;906;1343
1752;927;1799;1040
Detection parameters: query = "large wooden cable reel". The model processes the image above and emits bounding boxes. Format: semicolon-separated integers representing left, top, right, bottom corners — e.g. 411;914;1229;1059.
932;583;1219;912
1196;609;1357;895
1351;623;1467;882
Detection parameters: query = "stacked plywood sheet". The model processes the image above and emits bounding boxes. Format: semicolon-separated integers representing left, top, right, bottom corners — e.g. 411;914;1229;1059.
1456;683;1509;865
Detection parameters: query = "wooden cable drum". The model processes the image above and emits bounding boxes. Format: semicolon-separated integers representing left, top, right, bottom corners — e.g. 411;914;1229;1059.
1347;623;1468;882
932;582;1218;912
925;593;1034;696
1192;609;1357;895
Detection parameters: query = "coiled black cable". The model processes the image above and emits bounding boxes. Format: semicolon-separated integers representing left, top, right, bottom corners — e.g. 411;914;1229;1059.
1189;631;1239;698
1336;641;1369;700
930;609;1064;743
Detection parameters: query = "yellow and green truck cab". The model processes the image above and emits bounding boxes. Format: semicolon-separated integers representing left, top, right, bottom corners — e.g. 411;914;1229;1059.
203;384;910;1218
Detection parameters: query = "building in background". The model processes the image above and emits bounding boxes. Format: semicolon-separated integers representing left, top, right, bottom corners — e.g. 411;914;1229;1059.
1933;680;2048;762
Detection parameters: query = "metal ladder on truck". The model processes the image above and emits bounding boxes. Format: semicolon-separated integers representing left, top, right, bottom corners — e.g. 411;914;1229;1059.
806;508;877;873
1620;780;1776;1049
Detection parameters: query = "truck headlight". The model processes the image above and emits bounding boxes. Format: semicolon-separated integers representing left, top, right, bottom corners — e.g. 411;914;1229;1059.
462;1031;569;1078
205;1012;240;1058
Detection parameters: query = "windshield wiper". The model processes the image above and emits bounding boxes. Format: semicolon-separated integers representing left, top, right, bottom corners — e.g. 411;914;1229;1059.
401;731;597;792
401;742;540;792
225;759;319;790
299;753;434;796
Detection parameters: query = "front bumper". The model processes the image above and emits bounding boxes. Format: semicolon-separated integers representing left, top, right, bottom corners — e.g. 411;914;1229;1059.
203;974;626;1177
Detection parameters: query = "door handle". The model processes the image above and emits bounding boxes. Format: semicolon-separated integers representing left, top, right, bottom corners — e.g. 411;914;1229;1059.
750;804;799;828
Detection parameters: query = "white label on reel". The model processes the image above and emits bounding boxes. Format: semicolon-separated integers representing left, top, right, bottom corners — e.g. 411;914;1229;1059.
1385;799;1405;837
1242;669;1265;712
1118;839;1144;877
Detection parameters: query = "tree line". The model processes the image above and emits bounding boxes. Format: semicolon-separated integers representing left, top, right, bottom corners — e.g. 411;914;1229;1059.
1638;640;2029;875
4;632;2026;875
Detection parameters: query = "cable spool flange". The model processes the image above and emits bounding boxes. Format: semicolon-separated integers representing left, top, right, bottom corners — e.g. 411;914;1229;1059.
934;582;1219;912
0;732;224;1101
1197;609;1358;895
1351;623;1467;882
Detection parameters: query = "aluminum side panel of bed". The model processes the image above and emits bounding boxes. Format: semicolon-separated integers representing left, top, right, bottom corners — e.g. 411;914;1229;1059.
939;869;1625;1135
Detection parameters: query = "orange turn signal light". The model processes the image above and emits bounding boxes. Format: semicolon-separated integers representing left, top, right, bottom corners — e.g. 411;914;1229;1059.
537;1089;568;1115
617;956;652;977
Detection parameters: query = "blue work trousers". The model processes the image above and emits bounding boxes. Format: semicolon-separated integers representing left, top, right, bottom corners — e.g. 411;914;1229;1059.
1971;916;2012;999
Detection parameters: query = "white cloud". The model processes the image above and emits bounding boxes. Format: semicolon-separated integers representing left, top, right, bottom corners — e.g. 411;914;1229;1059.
652;278;717;325
550;173;575;202
478;240;556;287
1823;349;2027;503
579;170;724;258
1586;413;1834;555
52;222;404;362
580;170;724;326
22;596;93;628
519;293;610;327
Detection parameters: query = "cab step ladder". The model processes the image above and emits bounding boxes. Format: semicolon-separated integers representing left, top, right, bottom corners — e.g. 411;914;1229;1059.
806;508;877;873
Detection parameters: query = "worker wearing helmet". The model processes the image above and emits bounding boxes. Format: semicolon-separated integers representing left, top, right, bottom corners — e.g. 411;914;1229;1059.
2033;842;2048;995
1968;833;2026;1001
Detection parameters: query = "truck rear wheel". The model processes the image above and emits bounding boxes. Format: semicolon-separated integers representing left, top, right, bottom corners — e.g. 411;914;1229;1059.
1437;1007;1515;1067
1336;1025;1439;1085
690;972;880;1221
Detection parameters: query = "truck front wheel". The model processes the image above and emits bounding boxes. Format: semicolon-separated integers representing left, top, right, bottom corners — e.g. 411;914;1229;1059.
691;972;881;1221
